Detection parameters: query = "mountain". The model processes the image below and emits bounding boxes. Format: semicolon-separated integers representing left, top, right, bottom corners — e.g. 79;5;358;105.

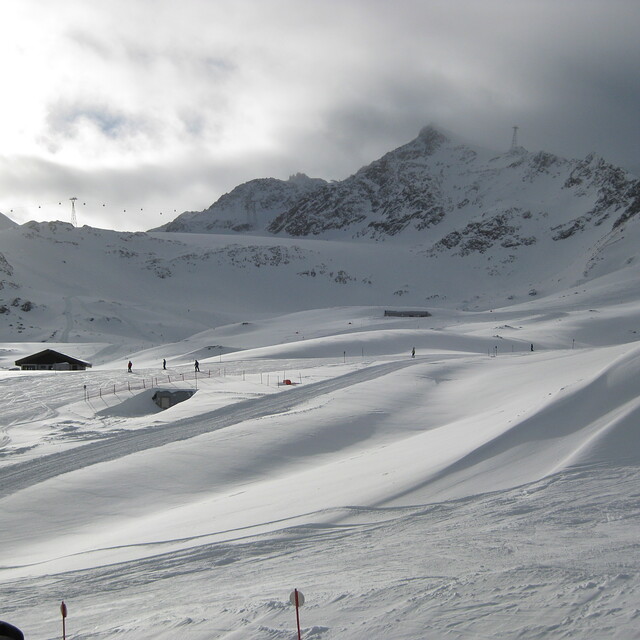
1;126;640;351
155;125;640;247
0;210;18;230
2;207;639;352
152;172;327;234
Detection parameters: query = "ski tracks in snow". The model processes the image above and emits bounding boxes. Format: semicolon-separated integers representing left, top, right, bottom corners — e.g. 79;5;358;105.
0;358;421;499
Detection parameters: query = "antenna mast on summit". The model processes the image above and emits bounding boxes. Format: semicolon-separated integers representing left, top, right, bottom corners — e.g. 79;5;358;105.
70;197;78;227
510;126;519;151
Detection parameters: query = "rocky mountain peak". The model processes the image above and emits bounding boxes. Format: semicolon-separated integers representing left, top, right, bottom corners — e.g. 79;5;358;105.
153;126;640;260
287;172;315;184
417;124;450;149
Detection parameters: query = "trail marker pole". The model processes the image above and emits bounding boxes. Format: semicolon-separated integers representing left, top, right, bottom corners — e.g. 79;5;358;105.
289;589;305;640
60;600;67;640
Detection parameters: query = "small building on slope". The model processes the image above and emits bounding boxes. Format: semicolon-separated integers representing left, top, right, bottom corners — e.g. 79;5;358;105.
15;349;92;371
152;389;196;409
384;309;432;318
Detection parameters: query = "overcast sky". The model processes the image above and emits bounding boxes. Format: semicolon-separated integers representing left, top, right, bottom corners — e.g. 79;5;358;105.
1;0;638;231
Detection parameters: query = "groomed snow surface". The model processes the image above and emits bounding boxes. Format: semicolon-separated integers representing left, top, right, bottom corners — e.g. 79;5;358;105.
1;301;640;639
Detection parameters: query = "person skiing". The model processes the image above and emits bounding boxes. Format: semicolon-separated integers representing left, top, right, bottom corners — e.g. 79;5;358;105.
411;347;415;358
163;358;166;370
127;360;132;373
194;359;200;372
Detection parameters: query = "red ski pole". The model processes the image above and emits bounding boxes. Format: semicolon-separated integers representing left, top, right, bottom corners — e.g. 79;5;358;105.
295;590;301;640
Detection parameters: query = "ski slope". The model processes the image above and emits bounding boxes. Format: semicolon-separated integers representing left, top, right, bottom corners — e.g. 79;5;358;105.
1;294;640;639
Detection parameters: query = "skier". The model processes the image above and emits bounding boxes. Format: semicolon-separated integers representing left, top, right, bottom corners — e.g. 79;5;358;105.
0;620;24;640
194;359;200;372
411;347;415;358
530;343;534;352
127;360;132;373
163;358;166;370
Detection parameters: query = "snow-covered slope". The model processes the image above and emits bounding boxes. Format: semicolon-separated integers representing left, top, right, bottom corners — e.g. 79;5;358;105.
3;199;640;350
1;127;640;640
0;210;18;230
1;290;640;639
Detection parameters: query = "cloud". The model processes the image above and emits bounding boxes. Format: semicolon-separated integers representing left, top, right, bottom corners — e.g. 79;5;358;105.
0;149;294;231
0;0;639;231
44;101;145;143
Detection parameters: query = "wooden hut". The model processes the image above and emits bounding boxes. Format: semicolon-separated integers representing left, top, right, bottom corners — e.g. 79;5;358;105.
15;349;92;371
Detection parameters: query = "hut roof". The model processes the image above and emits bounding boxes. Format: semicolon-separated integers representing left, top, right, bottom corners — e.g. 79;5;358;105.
14;349;92;367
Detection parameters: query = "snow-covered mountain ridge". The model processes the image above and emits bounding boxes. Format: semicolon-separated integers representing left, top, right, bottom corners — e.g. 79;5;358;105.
155;125;640;248
1;125;640;350
155;172;327;234
1;210;639;350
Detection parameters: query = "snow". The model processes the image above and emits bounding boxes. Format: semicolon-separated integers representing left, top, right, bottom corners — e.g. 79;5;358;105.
2;285;640;638
1;130;640;637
